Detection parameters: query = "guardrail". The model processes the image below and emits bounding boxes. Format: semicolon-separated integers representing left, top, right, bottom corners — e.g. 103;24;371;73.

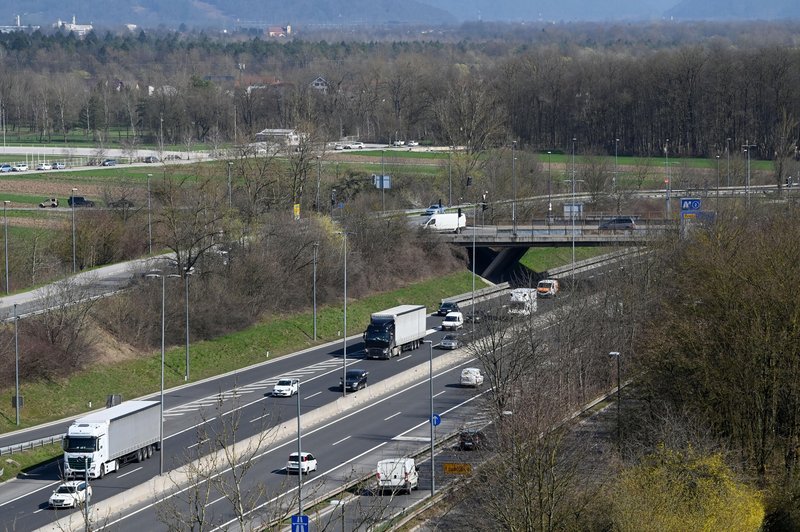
441;283;510;305
0;433;63;456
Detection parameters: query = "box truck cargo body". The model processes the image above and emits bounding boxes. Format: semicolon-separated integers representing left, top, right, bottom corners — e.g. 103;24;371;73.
364;305;427;359
63;400;160;479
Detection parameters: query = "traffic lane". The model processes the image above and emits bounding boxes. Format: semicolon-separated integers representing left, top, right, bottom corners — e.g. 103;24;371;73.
107;362;478;532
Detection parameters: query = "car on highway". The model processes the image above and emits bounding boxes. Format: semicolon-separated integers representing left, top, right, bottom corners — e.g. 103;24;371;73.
424;204;446;216
437;301;460;316
439;334;459;350
441;311;464;331
36;162;52;171
340;368;368;391
101;159;118;166
286;452;317;475
392;140;405;147
143;155;159;163
39;198;59;208
272;378;299;397
13;163;28;172
0;164;12;173
334;144;344;150
49;481;91;509
52;162;66;169
459;428;486;450
344;141;364;149
406;140;419;147
599;216;636;231
460;367;484;387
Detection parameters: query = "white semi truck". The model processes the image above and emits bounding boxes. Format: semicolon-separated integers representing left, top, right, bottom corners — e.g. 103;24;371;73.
363;304;428;359
62;400;160;479
507;288;538;316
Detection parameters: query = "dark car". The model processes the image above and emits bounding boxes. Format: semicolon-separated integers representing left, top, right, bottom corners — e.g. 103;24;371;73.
437;301;460;316
599;216;636;230
101;159;118;166
459;428;486;450
143;156;159;163
68;196;95;207
340;369;368;391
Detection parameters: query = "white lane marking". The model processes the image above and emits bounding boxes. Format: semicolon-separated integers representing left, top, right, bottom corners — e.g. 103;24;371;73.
397;355;412;362
433;390;446;398
163;413;185;417
392;436;430;442
187;439;208;450
117;467;143;479
208;495;226;506
249;413;271;424
33;508;44;514
0;479;61;508
384;411;402;421
304;391;322;400
331;436;351;446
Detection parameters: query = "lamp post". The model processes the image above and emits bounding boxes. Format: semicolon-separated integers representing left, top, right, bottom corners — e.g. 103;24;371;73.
511;141;517;235
726;137;731;187
448;146;453;206
296;379;303;519
312;242;318;341
547;151;552;226
609;351;621;450
571;137;576;283
14;303;19;426
71;187;77;273
147;175;153;255
472;200;477;329
716;155;721;212
183;268;192;381
316;156;321;213
422;339;434;496
381;150;386;213
339;232;351;397
743;141;755;208
227;161;233;209
614;138;619;192
664;139;671;220
4;200;9;294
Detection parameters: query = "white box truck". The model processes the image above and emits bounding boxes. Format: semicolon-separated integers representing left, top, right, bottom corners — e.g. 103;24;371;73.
62;400;160;479
376;458;419;494
364;304;427;359
507;288;538;316
421;212;466;233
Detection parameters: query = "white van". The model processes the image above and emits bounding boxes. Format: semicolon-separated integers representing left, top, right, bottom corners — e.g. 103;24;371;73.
460;367;484;387
376;458;419;494
422;212;466;233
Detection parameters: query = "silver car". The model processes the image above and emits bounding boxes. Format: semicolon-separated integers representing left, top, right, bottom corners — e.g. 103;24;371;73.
440;334;459;350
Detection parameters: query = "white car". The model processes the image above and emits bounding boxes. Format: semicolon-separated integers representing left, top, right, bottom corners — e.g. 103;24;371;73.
334;144;344;151
392;140;405;147
286;452;318;475
52;162;66;169
12;163;28;172
406;140;419;147
272;378;299;397
439;334;459;350
441;311;464;331
36;162;52;171
460;367;484;387
49;481;92;509
344;141;364;149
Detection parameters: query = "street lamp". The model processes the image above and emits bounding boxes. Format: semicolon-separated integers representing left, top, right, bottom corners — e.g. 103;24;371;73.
664;139;671;220
14;303;19;425
472;200;477;329
422;339;435;496
511;141;517;235
183;268;193;381
316;156;321;213
312;243;318;341
609;351;621;450
571;137;576;283
4;200;9;294
716;155;721;212
448;146;453;207
147;175;153;255
381;150;386;213
227;161;233;209
726;137;731;187
743;141;755;208
338;232;352;397
614;138;619;192
547;151;552;226
71;187;77;273
296;379;304;519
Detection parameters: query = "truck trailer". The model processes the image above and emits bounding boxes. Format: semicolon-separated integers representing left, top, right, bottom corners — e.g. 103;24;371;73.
63;400;160;479
364;304;428;359
507;288;538;316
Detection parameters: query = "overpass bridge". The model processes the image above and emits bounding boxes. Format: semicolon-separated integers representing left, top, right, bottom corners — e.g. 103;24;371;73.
438;223;659;282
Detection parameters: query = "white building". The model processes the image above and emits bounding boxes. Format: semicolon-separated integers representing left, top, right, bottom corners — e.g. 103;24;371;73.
54;16;93;37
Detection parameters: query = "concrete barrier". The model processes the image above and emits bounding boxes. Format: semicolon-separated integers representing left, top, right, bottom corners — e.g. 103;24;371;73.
39;348;474;531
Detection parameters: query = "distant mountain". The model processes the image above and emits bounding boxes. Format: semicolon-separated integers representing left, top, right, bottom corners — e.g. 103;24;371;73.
0;0;796;29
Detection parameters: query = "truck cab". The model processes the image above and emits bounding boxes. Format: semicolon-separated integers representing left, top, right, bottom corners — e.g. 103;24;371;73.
508;288;537;316
536;279;559;298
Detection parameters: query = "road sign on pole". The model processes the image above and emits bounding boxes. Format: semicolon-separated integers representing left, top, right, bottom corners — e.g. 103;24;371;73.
431;414;441;426
680;198;701;211
291;514;309;532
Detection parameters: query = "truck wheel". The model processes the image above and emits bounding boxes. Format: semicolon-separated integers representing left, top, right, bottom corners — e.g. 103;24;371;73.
135;449;144;462
98;465;104;479
147;445;153;458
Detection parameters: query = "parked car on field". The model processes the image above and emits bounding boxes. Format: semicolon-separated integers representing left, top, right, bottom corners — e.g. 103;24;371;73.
52;162;66;169
101;159;117;166
437;301;460;316
0;164;13;173
49;481;92;509
39;198;59;208
12;163;28;172
460;367;484;387
439;334;459;350
68;196;95;207
36;162;52;171
286;452;317;475
340;368;368;391
599;216;636;230
272;378;299;397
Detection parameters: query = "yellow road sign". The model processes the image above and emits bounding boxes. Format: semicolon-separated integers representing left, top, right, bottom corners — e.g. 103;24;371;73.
443;462;472;474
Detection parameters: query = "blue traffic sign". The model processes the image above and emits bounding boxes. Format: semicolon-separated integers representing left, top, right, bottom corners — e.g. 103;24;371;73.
292;514;309;532
431;414;441;426
680;198;701;211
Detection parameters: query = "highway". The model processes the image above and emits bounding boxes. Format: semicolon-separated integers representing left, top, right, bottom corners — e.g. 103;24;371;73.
0;305;518;531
